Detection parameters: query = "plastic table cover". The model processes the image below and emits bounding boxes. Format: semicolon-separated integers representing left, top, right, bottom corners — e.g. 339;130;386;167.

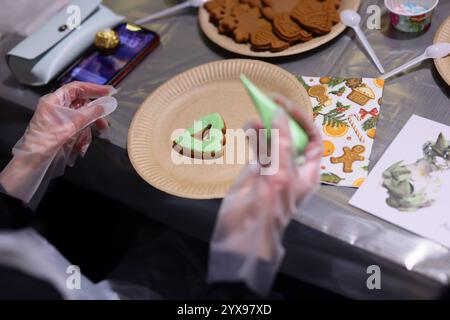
0;0;450;299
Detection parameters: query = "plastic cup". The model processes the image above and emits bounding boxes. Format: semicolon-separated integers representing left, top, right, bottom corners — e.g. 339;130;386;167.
385;0;439;33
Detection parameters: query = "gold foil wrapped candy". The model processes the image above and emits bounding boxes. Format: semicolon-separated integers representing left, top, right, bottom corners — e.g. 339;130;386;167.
95;29;120;54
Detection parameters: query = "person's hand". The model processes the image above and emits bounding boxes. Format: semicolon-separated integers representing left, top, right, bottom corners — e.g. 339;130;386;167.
208;94;322;296
0;82;118;204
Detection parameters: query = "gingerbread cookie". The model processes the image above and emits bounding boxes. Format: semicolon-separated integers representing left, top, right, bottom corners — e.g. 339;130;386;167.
261;0;299;20
262;0;313;43
328;0;343;10
219;5;263;42
204;0;222;13
218;3;255;37
324;0;341;25
301;0;325;12
205;0;240;24
291;1;332;35
293;0;341;28
204;0;342;52
273;13;312;43
219;4;289;50
239;0;263;8
330;145;366;173
251;20;290;52
173;113;227;160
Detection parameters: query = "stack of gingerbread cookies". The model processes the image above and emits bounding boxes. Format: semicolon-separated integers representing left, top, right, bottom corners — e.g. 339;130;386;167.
204;0;342;52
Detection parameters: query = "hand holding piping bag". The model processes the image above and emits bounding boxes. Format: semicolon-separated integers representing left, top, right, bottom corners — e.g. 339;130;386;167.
208;77;322;296
240;74;309;158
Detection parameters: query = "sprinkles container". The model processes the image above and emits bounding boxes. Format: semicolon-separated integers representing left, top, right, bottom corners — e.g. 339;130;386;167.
385;0;439;33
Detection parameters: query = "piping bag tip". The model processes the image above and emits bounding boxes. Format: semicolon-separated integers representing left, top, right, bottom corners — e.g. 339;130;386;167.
239;74;309;155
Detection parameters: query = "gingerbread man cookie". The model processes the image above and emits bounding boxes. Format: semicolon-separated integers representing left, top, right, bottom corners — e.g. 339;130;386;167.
330;145;366;173
205;0;240;24
219;3;256;39
219;3;289;50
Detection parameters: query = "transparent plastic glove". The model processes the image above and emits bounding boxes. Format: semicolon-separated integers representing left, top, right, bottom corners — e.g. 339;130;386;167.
208;94;322;296
0;228;119;300
0;82;118;205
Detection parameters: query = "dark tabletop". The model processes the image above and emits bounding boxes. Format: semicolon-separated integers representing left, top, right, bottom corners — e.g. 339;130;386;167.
1;0;450;299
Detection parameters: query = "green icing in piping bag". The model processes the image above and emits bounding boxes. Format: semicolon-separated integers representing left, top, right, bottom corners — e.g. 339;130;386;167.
240;74;309;155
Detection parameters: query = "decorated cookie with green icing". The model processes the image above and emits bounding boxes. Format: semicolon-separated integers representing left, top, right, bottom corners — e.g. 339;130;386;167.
173;113;226;159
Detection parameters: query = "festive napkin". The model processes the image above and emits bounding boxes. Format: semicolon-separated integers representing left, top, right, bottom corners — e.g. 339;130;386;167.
299;76;385;188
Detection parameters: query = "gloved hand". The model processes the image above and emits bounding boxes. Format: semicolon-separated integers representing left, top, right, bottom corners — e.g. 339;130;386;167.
208;94;322;296
0;82;118;205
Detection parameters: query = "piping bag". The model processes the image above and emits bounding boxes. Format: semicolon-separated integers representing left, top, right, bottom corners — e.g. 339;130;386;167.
240;74;309;156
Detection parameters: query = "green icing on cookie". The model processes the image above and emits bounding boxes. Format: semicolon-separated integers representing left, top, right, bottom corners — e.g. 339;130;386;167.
173;113;226;159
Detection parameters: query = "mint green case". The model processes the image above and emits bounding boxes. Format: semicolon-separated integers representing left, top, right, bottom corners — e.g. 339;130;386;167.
6;0;124;86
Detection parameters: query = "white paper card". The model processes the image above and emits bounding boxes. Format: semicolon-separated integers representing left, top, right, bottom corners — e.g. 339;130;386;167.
350;115;450;248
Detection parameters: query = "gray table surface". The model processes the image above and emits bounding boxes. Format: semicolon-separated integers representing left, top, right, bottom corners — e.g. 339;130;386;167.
1;0;450;299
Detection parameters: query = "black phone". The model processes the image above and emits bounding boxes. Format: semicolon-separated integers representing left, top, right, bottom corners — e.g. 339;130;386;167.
56;23;160;87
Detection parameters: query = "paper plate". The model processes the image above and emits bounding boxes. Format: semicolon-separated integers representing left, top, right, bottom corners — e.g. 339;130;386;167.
434;16;450;87
128;59;312;199
199;0;361;58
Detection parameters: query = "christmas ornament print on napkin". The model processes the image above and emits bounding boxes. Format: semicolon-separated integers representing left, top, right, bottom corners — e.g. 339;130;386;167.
300;76;385;188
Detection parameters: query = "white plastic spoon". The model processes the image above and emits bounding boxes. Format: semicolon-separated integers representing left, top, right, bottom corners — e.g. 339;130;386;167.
382;43;450;80
135;0;206;25
340;9;385;74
